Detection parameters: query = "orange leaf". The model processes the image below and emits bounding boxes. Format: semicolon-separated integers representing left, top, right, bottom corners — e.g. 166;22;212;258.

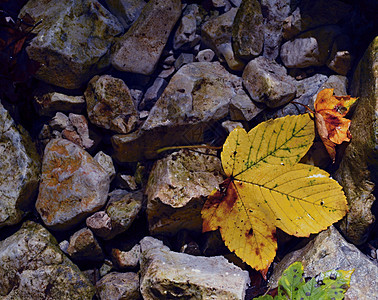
314;88;357;162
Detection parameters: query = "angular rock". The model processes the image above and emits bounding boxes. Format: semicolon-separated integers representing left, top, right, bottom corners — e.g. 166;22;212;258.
112;244;141;269
36;138;110;230
139;77;167;111
86;211;112;238
174;53;195;70
112;62;252;162
65;113;94;149
173;4;202;50
115;174;138;191
111;0;181;75
19;0;123;89
334;36;378;245
94;151;116;181
326;34;353;75
232;0;264;59
261;0;290;60
0;221;95;299
67;228;104;262
105;190;143;239
140;236;250;300
202;8;245;71
145;148;223;235
96;272;140;300
269;226;378;300
242;56;296;108
33;92;85;117
105;0;146;30
0;102;40;228
85;75;138;134
229;93;263;121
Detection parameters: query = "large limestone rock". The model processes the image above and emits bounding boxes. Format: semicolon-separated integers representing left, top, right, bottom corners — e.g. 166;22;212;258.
0;221;95;299
202;8;244;71
139;237;250;300
19;0;123;89
145;148;223;235
112;62;259;162
85;75;138;134
334;36;378;245
232;0;264;60
111;0;182;75
269;226;378;300
242;56;296;108
36;138;110;230
0;102;40;228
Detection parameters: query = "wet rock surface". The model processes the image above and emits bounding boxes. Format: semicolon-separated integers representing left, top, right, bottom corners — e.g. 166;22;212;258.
0;0;377;299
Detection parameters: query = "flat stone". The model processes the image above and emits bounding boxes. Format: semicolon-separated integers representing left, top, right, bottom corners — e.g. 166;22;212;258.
242;56;296;107
19;0;123;89
67;228;104;262
85;75;138;134
97;272;140;300
111;0;182;75
202;8;244;71
36;138;110;230
86;211;112;238
0;221;95;299
145;148;223;235
139;236;250;299
269;226;378;300
232;0;264;59
0;102;40;228
334;36;378;245
33;92;85;117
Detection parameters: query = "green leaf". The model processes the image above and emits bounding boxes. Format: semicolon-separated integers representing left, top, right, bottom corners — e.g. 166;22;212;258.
278;261;305;299
297;268;354;300
253;295;274;300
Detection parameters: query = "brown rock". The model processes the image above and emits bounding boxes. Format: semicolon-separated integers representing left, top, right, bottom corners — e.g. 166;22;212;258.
36;138;110;230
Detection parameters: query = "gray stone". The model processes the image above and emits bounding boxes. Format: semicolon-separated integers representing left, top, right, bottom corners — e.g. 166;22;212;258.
174;53;195;70
112;244;141;269
36;138;110;230
139;77;168;110
326;34;353;75
145;148;223;235
269;226;378;300
261;0;290;60
202;8;244;71
99;259;114;277
317;75;348;97
0;102;40;228
111;0;182;75
67;228;104;262
195;48;215;62
85;75;138;134
97;272;140;300
94;151;116;181
66;113;94;149
49;112;70;130
229;93;263;121
34;92;85;117
105;0;146;30
112;62;250;162
173;4;202;50
86;211;113;238
0;221;95;299
140;236;250;300
115;174;138;191
222;120;243;133
19;0;123;89
105;190;143;239
334;36;378;245
242;56;296;108
232;0;264;59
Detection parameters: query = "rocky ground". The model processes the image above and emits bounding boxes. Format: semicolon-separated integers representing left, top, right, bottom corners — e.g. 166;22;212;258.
0;0;377;299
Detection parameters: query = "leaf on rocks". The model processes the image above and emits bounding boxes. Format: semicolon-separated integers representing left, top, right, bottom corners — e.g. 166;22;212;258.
314;88;358;162
201;114;348;276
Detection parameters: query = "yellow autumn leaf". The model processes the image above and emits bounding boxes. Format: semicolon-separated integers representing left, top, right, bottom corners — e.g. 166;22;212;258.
202;114;348;275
